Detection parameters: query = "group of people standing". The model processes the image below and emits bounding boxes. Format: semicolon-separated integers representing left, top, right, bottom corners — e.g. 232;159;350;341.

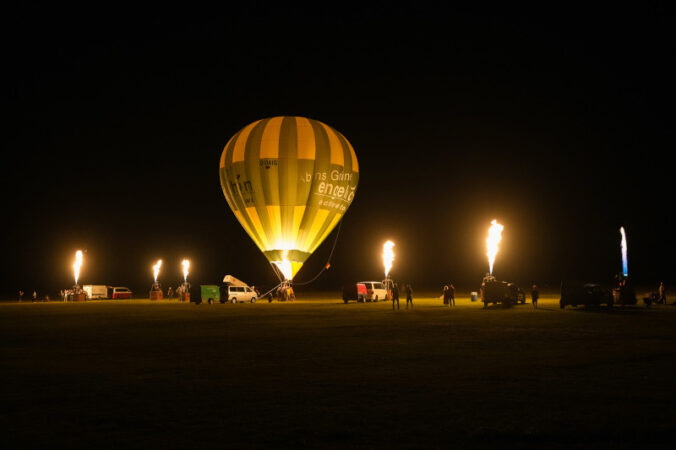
390;283;414;310
17;290;38;302
442;284;456;306
159;284;190;299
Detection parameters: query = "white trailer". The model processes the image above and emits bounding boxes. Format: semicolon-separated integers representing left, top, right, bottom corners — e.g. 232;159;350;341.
83;285;109;299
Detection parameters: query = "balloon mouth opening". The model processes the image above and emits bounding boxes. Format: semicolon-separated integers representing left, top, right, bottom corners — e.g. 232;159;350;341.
265;249;310;281
272;260;294;280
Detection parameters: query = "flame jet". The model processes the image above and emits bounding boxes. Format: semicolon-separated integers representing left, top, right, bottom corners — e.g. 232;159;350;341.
383;241;395;278
182;259;190;282
620;227;628;277
73;250;83;285
153;260;162;283
486;220;504;275
274;250;293;281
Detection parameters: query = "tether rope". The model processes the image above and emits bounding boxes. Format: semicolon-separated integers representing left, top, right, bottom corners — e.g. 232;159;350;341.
292;220;343;286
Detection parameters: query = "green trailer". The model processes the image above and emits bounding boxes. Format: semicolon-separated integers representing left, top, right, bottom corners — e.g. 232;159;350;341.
200;285;221;304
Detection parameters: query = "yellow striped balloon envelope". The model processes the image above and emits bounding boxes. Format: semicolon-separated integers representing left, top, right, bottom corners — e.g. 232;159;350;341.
219;117;359;280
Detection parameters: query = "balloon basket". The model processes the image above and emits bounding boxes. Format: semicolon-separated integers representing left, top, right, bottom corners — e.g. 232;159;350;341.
180;292;190;302
150;290;163;300
71;293;86;302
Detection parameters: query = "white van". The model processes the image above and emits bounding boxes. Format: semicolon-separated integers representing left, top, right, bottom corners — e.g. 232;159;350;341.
83;285;109;299
226;286;257;303
358;281;388;302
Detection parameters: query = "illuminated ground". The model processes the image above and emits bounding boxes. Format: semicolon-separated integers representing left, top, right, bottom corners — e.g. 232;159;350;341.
1;295;675;449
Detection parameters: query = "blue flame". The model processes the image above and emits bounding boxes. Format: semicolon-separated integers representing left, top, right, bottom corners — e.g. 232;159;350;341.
620;227;628;277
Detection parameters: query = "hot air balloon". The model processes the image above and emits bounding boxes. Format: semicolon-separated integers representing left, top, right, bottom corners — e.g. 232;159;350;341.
219;116;359;280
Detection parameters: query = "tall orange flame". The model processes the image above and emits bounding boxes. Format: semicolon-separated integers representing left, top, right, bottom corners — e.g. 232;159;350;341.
486;220;504;275
383;241;395;277
273;250;293;280
182;259;190;282
73;250;83;285
153;259;162;283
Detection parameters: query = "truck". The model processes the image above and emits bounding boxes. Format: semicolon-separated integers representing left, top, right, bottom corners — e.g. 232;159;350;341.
83;285;109;299
480;279;526;307
342;283;368;303
559;282;613;309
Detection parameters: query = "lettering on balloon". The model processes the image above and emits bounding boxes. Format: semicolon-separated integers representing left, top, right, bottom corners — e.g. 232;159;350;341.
300;170;356;211
315;174;356;213
259;159;278;169
230;179;254;205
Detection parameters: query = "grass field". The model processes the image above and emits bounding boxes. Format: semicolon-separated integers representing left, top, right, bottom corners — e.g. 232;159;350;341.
1;295;675;449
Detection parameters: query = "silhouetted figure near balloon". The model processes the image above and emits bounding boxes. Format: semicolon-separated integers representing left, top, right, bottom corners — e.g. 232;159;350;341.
449;283;456;306
405;284;413;309
392;283;400;310
532;284;539;309
443;285;450;306
18;290;24;302
658;282;667;304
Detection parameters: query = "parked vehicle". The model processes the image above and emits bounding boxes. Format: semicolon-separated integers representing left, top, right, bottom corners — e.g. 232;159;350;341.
481;280;526;307
200;285;220;305
223;285;257;303
342;283;368;303
559;282;613;309
358;281;387;302
83;285;108;299
111;287;133;299
221;275;258;303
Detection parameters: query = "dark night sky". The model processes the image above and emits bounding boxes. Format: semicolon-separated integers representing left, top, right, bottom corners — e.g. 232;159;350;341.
3;2;674;296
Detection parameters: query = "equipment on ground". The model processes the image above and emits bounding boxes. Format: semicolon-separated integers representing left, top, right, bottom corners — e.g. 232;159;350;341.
149;283;163;300
612;278;637;306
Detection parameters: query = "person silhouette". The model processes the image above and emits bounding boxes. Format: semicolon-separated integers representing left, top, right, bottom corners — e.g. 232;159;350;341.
392;283;400;311
405;284;413;309
532;284;539;309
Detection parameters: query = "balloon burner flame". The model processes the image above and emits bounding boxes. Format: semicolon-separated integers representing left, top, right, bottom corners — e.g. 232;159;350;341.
153;259;162;283
273;250;293;281
383;241;395;277
620;227;628;277
182;259;190;282
73;250;83;285
486;219;504;275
